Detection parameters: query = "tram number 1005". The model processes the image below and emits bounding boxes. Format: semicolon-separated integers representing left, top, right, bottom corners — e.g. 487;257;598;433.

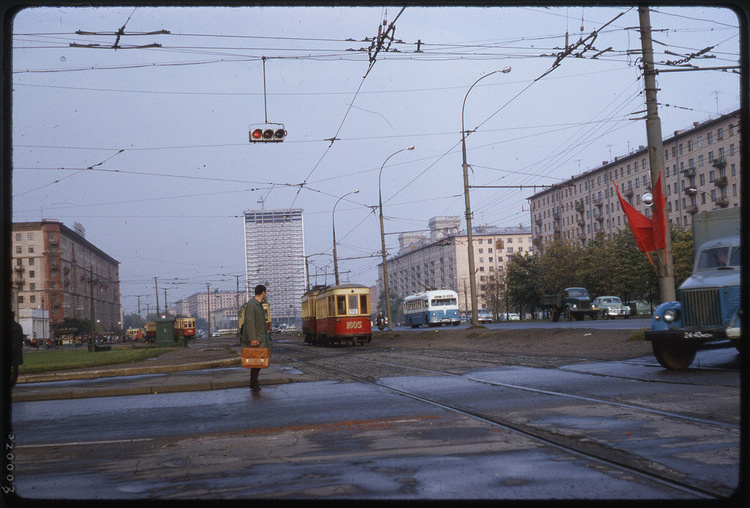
346;321;363;330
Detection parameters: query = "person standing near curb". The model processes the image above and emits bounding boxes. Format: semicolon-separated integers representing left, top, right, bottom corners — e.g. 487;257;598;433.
10;312;25;387
240;284;270;392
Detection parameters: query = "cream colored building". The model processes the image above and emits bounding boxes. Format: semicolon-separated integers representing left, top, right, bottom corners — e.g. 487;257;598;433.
12;220;121;331
528;110;741;250
377;216;533;313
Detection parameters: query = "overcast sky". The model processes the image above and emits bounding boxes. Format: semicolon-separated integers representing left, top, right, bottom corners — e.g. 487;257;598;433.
10;5;742;315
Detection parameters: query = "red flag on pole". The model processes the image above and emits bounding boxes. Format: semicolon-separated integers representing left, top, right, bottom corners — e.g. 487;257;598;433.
614;174;667;255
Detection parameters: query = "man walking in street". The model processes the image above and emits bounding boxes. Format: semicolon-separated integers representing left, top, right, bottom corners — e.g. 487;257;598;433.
240;284;270;392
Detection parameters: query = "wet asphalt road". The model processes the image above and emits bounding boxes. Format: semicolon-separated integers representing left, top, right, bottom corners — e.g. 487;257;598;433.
9;342;740;501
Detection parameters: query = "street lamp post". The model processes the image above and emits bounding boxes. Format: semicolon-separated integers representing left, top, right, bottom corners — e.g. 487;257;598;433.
332;190;360;285
461;67;511;327
378;145;415;331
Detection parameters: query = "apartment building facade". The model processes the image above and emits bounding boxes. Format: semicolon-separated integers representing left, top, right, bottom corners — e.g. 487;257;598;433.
528;110;741;250
378;216;533;313
11;220;121;332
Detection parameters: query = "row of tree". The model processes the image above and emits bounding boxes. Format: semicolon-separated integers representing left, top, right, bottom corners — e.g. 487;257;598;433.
503;227;694;318
376;227;694;323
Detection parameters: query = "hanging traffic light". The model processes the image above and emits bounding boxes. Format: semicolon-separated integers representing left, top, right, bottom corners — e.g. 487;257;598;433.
249;124;286;143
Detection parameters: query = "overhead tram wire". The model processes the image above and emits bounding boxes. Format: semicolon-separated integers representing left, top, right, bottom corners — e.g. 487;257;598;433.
380;8;634;231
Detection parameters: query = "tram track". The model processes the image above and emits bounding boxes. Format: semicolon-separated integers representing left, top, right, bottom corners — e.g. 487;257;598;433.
278;342;738;498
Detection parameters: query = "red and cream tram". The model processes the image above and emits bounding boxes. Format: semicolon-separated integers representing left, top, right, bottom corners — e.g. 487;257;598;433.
301;284;372;346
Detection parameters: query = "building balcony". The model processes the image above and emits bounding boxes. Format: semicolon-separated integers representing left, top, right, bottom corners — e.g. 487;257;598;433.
595;215;603;223
712;158;727;170
535;217;542;226
687;205;699;215
682;167;696;178
552;211;561;221
714;176;728;187
574;201;585;213
577;219;585;227
592;196;603;207
578;232;587;240
715;197;729;208
624;188;634;198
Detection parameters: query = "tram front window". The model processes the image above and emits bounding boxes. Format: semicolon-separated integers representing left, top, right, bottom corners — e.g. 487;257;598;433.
348;295;359;314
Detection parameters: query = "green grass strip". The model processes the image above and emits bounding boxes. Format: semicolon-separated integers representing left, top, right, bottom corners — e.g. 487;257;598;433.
19;347;172;374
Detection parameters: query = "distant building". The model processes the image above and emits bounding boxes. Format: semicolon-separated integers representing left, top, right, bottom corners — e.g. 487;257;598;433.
12;220;121;332
378;216;533;313
243;208;306;325
528;110;741;250
174;291;248;327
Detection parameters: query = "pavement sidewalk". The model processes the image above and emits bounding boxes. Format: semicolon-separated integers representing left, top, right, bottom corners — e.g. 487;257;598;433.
11;340;314;402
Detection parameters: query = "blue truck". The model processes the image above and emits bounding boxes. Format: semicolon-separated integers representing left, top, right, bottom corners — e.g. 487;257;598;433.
646;207;741;370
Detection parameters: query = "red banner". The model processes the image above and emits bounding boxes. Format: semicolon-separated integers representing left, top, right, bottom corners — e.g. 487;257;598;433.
614;173;667;253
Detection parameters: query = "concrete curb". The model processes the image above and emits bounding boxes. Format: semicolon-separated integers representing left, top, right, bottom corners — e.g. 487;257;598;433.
11;376;295;402
17;357;240;384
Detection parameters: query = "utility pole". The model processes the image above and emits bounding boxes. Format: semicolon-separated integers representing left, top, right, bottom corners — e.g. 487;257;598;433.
206;283;211;346
154;276;160;316
88;265;96;352
639;5;676;302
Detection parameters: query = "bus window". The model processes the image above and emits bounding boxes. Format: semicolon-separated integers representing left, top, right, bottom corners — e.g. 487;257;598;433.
337;295;347;315
348;295;358;314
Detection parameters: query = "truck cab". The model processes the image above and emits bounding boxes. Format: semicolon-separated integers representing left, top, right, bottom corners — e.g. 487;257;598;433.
646;211;741;370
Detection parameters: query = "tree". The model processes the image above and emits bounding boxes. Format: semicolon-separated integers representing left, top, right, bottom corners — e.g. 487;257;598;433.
378;289;404;325
122;313;145;330
483;273;506;319
536;238;581;294
670;226;694;289
506;252;540;318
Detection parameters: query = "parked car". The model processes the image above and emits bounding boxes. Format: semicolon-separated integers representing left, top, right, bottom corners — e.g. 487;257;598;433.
498;313;520;321
476;308;493;323
592;296;631;319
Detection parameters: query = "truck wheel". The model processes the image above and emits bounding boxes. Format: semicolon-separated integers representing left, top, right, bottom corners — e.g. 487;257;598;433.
652;341;697;370
549;311;559;322
565;308;573;321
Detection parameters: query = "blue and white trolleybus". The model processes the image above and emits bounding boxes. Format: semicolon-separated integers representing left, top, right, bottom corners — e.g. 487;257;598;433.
403;290;461;328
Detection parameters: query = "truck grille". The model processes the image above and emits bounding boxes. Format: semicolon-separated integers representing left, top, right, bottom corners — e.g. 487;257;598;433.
682;289;722;328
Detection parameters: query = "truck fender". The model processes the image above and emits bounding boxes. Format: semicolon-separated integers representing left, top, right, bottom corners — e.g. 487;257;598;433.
651;301;682;331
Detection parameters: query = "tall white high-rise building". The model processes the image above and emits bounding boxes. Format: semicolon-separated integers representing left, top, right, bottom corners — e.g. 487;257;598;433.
243;208;306;325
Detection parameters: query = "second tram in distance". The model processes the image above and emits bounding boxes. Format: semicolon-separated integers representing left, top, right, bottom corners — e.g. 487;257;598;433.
301;284;372;346
403;289;461;327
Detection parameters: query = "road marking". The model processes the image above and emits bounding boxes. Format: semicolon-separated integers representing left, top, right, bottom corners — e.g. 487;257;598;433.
16;438;154;449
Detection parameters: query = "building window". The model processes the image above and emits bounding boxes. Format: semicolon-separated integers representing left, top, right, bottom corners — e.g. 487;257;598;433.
16;246;21;254
718;127;723;140
27;233;34;241
28;258;34;266
17;296;23;304
30;283;35;290
697;136;703;147
30;296;36;304
29;270;35;278
688;140;693;151
27;246;34;253
15;233;21;241
707;132;713;144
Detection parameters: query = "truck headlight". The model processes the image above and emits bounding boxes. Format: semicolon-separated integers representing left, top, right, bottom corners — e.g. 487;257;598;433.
663;308;679;323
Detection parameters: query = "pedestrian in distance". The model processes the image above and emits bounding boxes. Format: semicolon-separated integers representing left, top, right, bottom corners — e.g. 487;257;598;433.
240;284;271;392
9;312;25;387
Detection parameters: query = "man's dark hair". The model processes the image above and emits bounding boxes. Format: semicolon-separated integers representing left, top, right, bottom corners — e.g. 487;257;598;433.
254;284;266;296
